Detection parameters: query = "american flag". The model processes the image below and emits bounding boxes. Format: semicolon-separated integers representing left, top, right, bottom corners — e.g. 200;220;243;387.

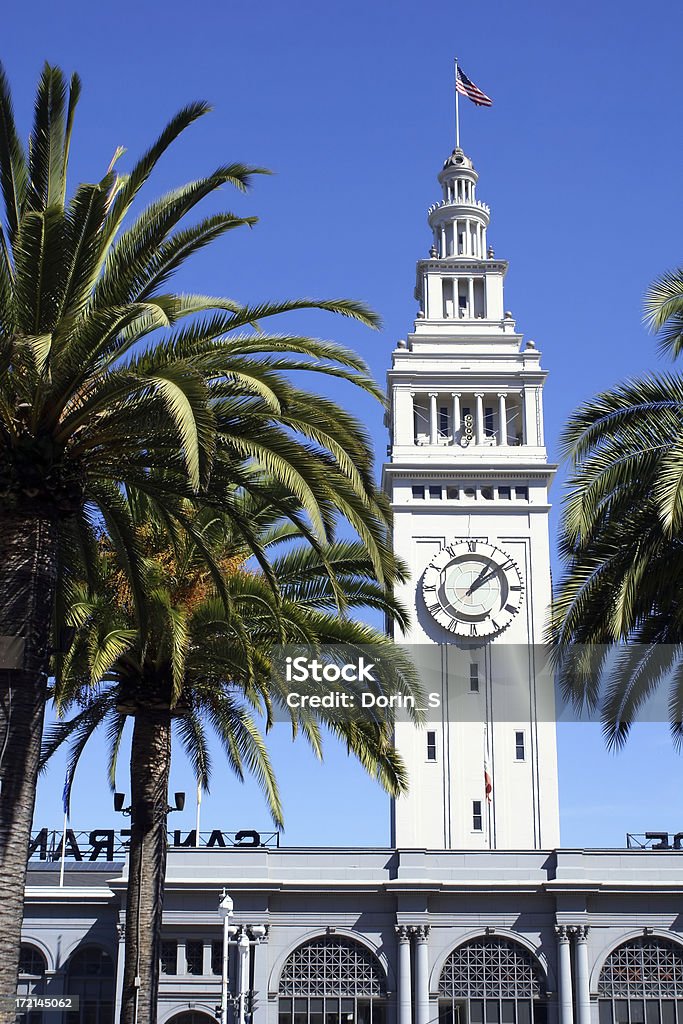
484;725;493;803
456;66;493;108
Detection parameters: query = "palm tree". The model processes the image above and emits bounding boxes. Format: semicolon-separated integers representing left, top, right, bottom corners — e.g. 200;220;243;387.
549;266;683;746
0;61;392;1007
42;496;420;1024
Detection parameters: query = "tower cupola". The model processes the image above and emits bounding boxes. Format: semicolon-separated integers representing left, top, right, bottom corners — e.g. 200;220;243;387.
428;148;490;260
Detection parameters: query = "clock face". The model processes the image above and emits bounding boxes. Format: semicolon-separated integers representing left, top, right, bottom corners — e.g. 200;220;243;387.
422;540;524;639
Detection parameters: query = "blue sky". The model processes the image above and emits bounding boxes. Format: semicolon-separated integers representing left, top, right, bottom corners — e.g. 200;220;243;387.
6;0;683;848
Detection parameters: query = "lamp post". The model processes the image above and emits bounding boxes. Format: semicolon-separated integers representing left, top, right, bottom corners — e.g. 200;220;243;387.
237;932;250;1024
218;892;234;1024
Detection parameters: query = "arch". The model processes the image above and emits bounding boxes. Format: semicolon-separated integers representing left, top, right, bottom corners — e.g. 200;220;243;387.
162;1012;217;1024
430;931;550;995
269;929;393;996
19;942;50;976
60;936;117;969
17;944;49;1023
590;931;683;994
19;937;52;970
66;944;115;977
66;945;115;1024
275;934;388;1024
436;934;548;1024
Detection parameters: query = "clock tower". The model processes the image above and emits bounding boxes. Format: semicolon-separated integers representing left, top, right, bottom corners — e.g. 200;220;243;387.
384;146;560;850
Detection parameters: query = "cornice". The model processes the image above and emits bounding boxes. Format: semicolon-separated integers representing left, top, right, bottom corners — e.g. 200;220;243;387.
382;465;557;478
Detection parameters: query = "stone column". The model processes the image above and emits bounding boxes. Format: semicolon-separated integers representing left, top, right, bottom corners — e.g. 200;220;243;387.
441;224;446;258
396;927;412;1024
451;393;461;444
556;926;574;1024
250;927;270;1024
475;393;485;445
465;219;471;255
413;926;430;1024
573;926;590;1024
429;394;438;445
114;919;126;1024
497;394;507;446
467;277;474;318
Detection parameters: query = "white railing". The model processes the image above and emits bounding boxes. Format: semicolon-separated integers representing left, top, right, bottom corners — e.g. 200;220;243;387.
428;198;490;215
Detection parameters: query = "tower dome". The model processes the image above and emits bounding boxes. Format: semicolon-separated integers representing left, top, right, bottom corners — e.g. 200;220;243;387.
442;147;474;170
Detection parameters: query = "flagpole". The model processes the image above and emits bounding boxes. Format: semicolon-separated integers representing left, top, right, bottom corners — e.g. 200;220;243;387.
58;810;68;887
195;778;202;845
454;57;460;149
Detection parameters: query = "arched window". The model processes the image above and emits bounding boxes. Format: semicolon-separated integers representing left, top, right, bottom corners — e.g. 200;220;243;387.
66;946;115;1024
18;946;47;1024
278;937;386;1024
439;938;546;1024
598;938;683;1024
166;1014;217;1024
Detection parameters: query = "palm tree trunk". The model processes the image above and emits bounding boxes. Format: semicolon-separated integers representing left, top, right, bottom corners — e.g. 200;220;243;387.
120;711;172;1024
0;514;57;1023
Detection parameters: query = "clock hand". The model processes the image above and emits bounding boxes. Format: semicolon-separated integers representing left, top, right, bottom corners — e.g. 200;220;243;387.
467;559;515;594
464;563;490;595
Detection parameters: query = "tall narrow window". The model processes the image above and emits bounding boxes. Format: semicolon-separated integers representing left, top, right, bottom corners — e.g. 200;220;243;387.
485;406;495;437
469;665;480;693
439;406;449;438
185;940;204;975
160;941;178;975
211;941;223;976
515;732;526;761
427;731;437;761
472;801;483;831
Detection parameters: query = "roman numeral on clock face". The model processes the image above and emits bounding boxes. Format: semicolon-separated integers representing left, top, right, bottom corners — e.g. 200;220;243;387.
467;540;477;552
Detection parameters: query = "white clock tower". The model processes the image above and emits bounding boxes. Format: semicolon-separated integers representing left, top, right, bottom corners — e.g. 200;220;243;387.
384;146;560;850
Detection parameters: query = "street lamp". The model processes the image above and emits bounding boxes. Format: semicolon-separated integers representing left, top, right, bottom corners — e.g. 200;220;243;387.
218;891;234;1024
237;932;251;1024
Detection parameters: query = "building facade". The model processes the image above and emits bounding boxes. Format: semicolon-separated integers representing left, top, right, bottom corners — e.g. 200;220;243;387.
18;146;683;1024
21;846;683;1024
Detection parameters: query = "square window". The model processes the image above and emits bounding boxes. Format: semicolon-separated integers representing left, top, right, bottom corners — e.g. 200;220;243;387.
469;665;480;693
515;486;529;500
515;731;525;760
499;486;511;499
426;731;437;761
446;487;460;500
412;485;425;499
429;485;442;499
